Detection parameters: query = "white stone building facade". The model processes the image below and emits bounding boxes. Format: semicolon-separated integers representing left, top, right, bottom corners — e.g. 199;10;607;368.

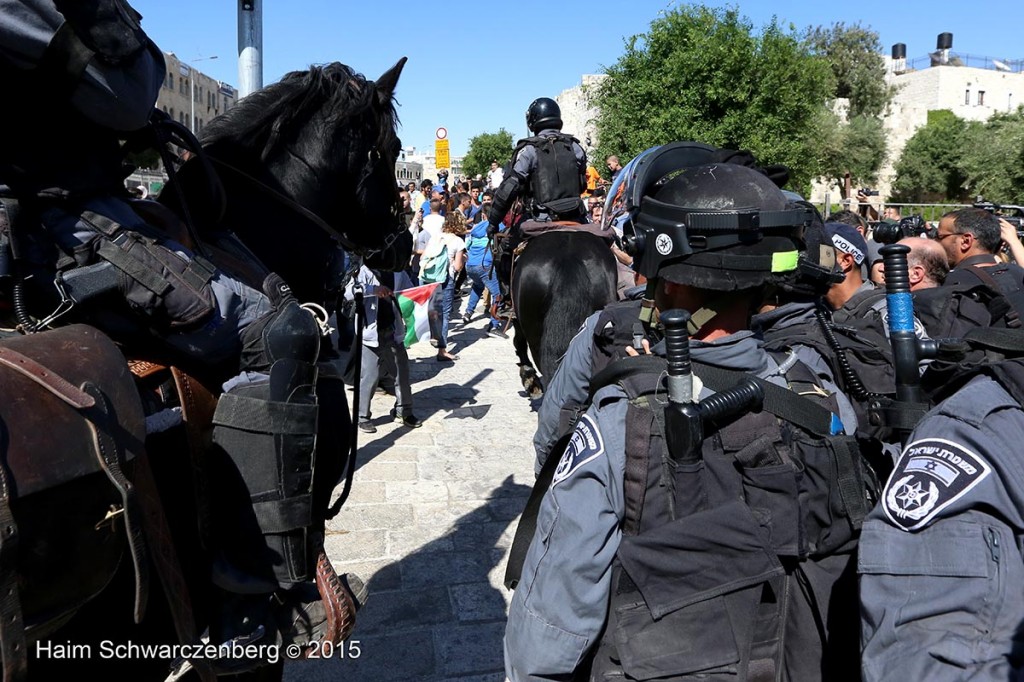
556;74;607;162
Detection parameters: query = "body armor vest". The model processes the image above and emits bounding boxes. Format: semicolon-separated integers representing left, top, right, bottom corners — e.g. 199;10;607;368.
515;132;584;218
588;358;870;682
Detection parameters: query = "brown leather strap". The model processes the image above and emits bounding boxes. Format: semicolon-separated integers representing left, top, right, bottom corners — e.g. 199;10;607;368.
81;382;149;624
0;347;95;409
128;359;169;380
170;368;216;549
312;551;357;651
0;462;26;682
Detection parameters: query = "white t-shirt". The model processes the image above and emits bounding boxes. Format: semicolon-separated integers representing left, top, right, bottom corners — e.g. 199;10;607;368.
488;167;504;189
421;213;444;240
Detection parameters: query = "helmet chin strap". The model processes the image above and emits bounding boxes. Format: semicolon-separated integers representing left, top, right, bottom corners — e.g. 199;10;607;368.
642;276;735;337
685;296;732;336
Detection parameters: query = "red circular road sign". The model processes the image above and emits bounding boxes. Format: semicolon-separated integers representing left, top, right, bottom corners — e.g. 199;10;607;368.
436;127;448;140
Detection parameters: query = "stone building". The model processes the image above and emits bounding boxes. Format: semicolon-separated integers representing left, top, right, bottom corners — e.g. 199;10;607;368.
556;74;607;162
155;52;238;136
812;37;1023;204
400;147;463;187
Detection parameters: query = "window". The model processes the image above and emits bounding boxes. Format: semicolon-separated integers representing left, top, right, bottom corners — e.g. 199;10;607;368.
965;89;970;105
224;96;230;111
180;80;186;95
167;73;173;89
169;107;174;119
978;90;985;106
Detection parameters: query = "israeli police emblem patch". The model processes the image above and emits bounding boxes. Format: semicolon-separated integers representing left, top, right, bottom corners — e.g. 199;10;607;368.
552;414;605;486
655;233;674;256
882;438;991;532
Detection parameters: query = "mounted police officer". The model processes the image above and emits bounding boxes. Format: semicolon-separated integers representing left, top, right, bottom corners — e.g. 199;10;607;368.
505;147;874;682
486;97;587;294
0;0;359;658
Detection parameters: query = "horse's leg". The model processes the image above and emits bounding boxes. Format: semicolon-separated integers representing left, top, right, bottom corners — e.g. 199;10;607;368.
512;318;543;399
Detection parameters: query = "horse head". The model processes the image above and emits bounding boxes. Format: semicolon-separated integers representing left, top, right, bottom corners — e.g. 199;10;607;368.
188;58;409;300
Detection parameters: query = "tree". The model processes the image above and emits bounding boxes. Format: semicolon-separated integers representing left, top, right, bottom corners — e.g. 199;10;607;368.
592;5;835;192
958;107;1024;204
813;111;888;199
804;23;894;119
891;110;969;202
462;129;514;180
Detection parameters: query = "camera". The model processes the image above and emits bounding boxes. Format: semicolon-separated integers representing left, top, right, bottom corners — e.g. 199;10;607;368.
973;196;1024;235
872;215;927;245
859;188;880;196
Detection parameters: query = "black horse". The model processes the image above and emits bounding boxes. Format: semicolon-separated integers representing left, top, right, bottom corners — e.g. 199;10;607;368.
5;58;409;681
511;231;618;397
160;59;411;305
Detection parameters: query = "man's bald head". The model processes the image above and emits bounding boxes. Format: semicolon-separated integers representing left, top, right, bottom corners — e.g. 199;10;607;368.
899;236;949;290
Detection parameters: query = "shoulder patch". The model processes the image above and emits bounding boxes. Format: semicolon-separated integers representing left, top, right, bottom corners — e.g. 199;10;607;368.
882;438;992;532
552;414;605;486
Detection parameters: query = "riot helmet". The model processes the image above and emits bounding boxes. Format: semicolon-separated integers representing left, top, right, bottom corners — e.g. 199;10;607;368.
625;160;811;291
525;98;562;134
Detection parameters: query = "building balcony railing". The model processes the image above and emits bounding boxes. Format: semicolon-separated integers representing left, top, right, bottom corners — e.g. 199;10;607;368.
902;52;1024;73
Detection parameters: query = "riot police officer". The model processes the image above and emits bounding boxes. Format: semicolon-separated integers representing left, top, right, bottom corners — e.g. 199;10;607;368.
486;97;587;298
859;350;1024;679
487;97;587;228
505;156;871;681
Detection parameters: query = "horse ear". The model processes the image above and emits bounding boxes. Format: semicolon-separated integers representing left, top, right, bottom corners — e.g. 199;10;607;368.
374;57;407;102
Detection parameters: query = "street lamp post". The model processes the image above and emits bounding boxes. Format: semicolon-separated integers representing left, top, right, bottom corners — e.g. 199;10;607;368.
188;55;218;134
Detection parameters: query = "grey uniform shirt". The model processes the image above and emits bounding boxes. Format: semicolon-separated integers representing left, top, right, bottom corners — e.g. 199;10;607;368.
859;374;1024;681
506;332;822;681
533;313;601;474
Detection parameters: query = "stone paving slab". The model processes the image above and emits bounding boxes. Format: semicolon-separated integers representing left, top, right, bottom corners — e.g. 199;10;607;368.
285;312;537;681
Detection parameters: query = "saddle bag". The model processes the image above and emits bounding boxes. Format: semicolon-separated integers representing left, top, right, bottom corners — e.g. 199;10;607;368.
0;324;148;633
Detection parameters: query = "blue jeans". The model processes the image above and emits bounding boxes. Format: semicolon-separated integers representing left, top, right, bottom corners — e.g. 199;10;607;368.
436;271;458;350
466;263;502;328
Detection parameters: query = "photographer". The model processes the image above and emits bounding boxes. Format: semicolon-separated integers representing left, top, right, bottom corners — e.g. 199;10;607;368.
939;208;1024;315
999;218;1024;264
855;188;883;222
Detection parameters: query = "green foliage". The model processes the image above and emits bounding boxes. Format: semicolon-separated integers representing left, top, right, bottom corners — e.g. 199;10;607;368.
462;129;514;180
124;147;161;171
891;110;968;202
593;6;835;191
804;22;894;118
958;107;1024;203
812;111;887;198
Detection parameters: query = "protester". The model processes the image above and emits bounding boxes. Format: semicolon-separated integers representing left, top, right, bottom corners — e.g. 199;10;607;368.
462;201;507;338
345;266;422;433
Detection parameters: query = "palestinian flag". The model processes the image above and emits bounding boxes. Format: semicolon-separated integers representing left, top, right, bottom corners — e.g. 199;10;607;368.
397;283;439;348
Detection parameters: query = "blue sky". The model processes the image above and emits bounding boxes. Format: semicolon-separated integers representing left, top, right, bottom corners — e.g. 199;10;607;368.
130;0;1024;158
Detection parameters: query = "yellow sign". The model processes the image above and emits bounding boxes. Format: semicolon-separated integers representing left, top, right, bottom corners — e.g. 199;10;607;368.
435;138;450;169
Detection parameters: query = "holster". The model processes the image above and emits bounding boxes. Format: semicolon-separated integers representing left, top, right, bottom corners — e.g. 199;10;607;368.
209;302;322;591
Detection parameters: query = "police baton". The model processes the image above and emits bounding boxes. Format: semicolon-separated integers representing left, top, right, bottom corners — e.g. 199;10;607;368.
873;245;937;439
661;309;763;465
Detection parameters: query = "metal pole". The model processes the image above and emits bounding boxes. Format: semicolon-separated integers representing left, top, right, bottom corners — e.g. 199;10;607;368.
187;56;218;134
238;0;263;99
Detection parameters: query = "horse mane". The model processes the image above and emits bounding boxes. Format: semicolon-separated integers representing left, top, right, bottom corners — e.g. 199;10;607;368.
200;62;400;162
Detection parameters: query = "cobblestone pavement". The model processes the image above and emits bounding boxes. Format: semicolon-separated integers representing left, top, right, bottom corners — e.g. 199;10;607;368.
285;308;537;681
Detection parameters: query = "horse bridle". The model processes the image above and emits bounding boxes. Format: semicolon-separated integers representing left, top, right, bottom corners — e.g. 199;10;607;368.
207;155;403;259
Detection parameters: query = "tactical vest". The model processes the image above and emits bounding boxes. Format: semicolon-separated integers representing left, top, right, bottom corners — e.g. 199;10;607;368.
515;132;584;218
950;262;1024;319
588;357;871;682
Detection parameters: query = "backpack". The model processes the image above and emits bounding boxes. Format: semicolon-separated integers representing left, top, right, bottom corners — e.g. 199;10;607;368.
0;0;165;132
419;241;449;284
